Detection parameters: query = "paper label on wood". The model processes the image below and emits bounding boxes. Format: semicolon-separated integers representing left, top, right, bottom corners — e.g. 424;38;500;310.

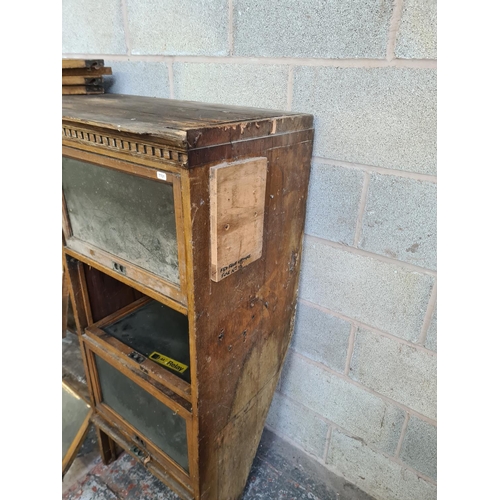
210;157;268;282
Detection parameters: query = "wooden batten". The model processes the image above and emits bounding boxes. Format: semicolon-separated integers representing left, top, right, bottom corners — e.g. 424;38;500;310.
62;76;103;86
62;67;112;76
209;157;267;282
62;58;104;69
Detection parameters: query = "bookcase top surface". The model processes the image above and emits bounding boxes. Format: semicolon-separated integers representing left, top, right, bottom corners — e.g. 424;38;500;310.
62;94;313;149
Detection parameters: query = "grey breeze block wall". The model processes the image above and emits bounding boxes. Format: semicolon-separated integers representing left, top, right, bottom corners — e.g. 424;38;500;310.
63;1;437;499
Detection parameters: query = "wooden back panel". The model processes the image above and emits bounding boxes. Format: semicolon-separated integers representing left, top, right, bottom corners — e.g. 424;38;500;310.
84;265;144;323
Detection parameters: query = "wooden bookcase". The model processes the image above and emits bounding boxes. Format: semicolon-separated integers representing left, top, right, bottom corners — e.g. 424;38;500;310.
62;94;314;500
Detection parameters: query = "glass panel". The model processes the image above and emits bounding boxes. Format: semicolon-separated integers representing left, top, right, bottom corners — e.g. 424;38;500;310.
95;355;189;472
104;300;190;383
62;383;90;460
62;157;180;285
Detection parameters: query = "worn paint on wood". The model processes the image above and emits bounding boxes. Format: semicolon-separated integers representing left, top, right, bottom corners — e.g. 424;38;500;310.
62;94;314;500
62;94;312;151
189;135;313;500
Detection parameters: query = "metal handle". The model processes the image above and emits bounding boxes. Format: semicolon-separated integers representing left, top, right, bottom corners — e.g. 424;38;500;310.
130;445;150;465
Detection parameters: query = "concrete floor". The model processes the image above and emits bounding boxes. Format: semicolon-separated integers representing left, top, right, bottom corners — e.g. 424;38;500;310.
62;426;374;500
62;331;374;500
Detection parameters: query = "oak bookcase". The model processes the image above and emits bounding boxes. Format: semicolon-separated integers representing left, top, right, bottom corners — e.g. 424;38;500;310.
62;94;314;500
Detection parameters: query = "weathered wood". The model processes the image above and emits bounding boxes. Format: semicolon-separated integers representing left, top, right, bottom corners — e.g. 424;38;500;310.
216;378;277;499
64;246;188;316
209;157;267;282
64;255;92;334
85;297;192;400
62;94;314;500
62;66;112;76
62;266;69;337
62;58;104;69
62;149;187;304
82;264;144;323
84;339;194;482
62;131;188;169
188;134;313;500
62;85;104;95
62;94;313;151
96;426;117;465
66;301;77;334
64;253;119;462
62;76;103;85
93;414;195;500
62;406;92;477
85;338;192;420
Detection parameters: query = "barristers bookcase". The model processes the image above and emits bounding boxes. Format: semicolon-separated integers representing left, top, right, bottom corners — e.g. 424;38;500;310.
62;94;314;500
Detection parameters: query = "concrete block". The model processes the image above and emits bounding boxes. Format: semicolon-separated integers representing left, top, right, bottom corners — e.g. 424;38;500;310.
396;0;437;59
233;0;392;59
299;240;434;342
350;329;437;420
327;430;437;500
104;60;170;98
265;392;329;458
293;67;437;175
425;306;437;352
63;0;127;54
173;63;288;109
281;353;405;454
305;163;364;245
360;174;437;270
400;416;437;479
291;301;351;373
127;0;229;55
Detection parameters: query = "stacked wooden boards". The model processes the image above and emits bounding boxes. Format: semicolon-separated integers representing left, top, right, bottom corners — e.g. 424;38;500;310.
62;59;112;95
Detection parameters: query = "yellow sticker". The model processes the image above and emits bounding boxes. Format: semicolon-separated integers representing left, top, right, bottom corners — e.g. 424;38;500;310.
149;351;188;374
